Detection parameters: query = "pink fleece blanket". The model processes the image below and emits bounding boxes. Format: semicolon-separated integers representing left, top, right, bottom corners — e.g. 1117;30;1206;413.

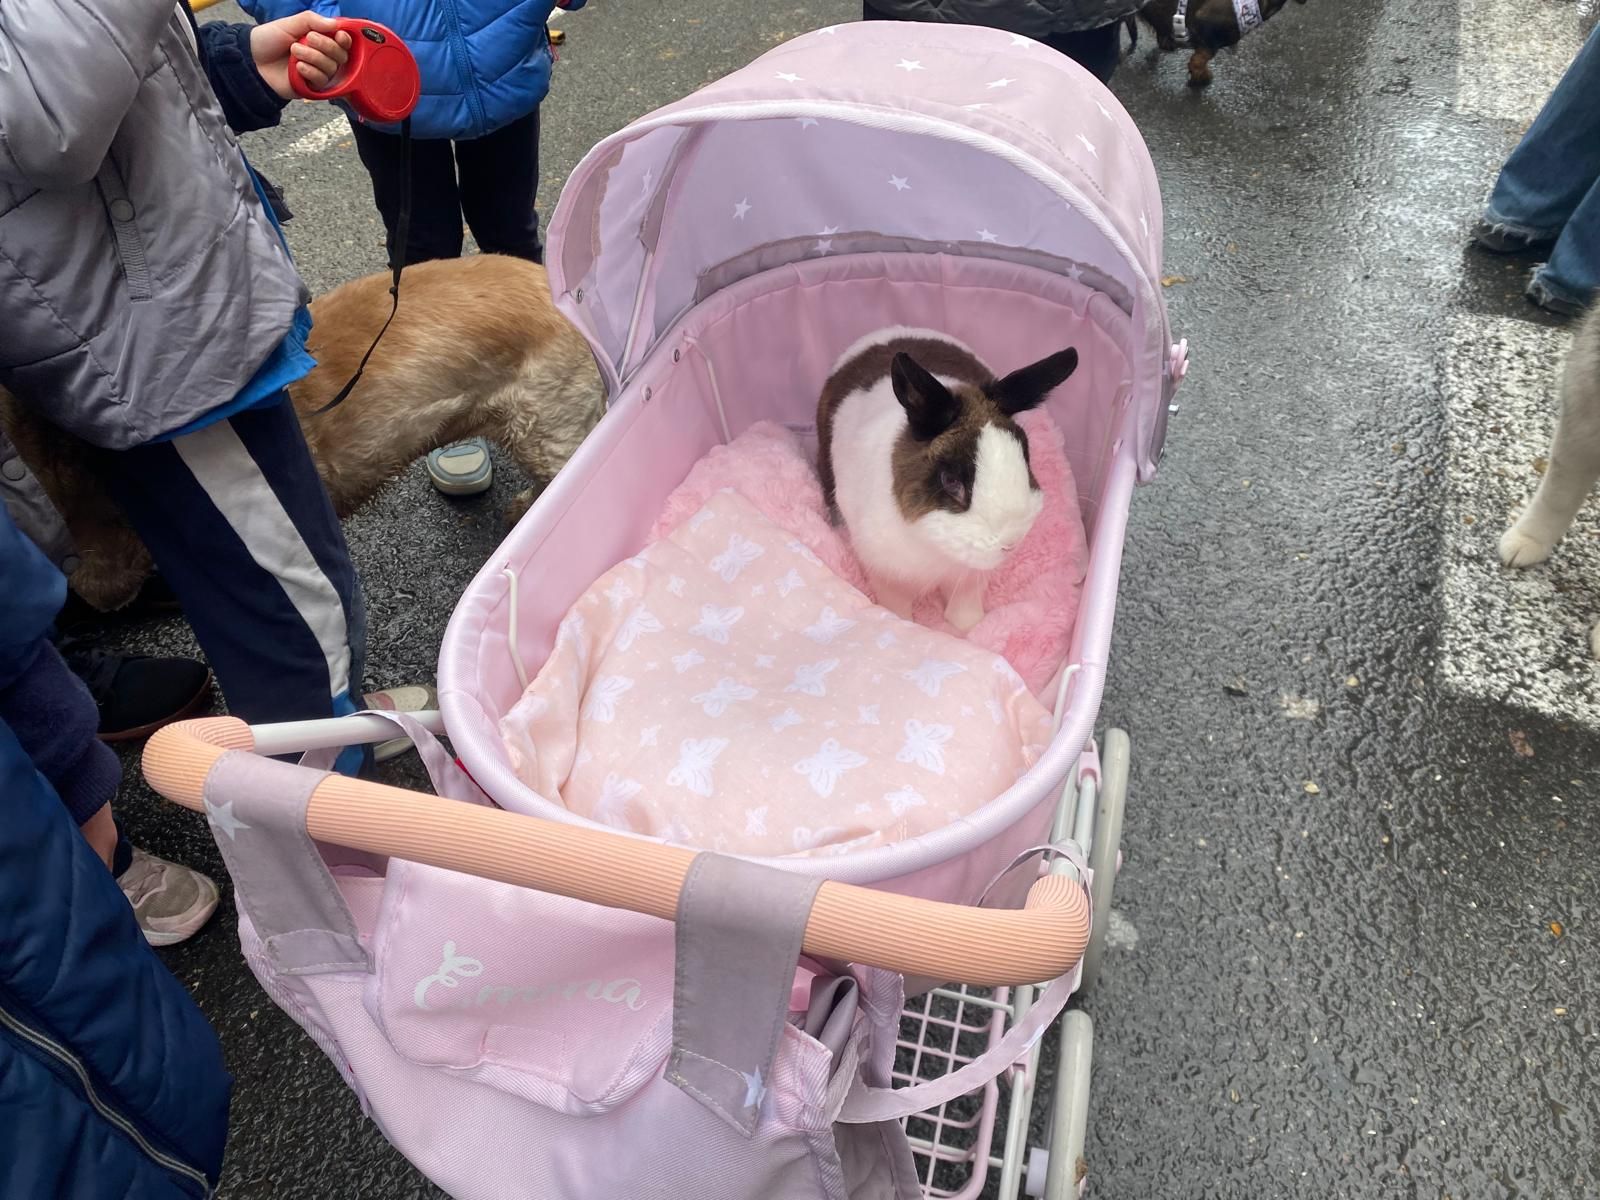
500;492;1052;858
652;413;1088;696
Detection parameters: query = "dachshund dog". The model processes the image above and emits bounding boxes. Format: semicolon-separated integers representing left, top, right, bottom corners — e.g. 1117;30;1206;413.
1132;0;1309;86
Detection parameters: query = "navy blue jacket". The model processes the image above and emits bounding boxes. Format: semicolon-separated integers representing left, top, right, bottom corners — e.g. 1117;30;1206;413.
239;0;584;140
0;510;231;1199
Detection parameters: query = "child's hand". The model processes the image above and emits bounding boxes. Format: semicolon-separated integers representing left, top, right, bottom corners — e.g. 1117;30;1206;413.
250;13;353;100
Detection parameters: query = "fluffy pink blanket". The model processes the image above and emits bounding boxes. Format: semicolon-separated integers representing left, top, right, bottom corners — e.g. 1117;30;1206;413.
652;413;1088;697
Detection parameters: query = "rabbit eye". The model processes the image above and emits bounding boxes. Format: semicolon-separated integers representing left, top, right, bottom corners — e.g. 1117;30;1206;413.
939;468;968;507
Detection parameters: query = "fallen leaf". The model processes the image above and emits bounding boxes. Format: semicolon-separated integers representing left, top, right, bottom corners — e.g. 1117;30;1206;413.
1223;676;1249;697
1303;781;1321;796
1229;1088;1241;1103
1550;921;1564;938
1509;730;1534;758
1555;1007;1567;1016
1533;456;1548;475
1161;274;1191;287
1346;675;1360;687
1226;242;1239;253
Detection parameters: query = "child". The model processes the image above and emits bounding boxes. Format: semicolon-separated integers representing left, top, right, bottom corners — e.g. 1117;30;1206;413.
241;0;588;497
0;0;425;788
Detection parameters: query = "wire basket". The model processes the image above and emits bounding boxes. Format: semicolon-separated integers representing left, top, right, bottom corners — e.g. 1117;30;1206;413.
899;984;1022;1200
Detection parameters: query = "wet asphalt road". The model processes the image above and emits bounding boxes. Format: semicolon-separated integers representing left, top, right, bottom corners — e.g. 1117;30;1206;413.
93;0;1599;1196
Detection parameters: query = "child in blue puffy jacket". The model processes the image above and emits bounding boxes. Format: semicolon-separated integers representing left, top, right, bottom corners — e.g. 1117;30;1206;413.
241;0;587;494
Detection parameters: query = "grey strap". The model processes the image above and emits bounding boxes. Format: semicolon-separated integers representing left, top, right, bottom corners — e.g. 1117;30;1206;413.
202;751;370;976
667;853;822;1136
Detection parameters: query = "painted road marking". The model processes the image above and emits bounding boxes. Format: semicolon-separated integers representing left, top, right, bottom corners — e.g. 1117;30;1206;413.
273;116;351;161
1455;0;1584;123
1439;314;1600;726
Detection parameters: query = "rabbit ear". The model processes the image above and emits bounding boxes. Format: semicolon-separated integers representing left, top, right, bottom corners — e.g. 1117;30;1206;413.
892;352;961;440
990;347;1079;416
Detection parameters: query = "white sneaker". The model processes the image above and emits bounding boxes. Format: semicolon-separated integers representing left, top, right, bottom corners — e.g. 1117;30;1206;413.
426;439;493;496
117;847;220;947
363;684;439;762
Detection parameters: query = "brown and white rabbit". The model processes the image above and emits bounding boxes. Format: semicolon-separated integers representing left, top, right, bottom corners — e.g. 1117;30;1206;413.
816;328;1079;632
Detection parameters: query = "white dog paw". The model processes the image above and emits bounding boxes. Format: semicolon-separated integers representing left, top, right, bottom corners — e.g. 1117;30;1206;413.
1499;524;1555;568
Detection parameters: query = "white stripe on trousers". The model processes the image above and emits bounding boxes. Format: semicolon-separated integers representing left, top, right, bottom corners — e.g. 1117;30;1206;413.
173;421;353;701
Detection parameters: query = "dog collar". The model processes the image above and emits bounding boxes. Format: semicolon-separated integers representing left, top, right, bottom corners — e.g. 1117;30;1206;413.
1176;0;1266;45
1233;0;1265;33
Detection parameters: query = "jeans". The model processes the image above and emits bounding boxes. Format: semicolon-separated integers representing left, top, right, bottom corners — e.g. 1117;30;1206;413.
1484;22;1600;307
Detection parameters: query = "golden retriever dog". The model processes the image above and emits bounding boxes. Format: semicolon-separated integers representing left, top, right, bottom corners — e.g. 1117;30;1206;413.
0;254;605;612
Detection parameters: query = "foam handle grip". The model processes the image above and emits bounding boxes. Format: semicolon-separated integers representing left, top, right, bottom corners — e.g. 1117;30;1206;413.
143;717;1091;988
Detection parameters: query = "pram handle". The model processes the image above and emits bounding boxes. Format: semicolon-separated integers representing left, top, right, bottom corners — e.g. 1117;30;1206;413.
143;717;1089;988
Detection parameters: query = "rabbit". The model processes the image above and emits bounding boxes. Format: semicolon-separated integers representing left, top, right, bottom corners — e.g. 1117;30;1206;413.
817;327;1079;633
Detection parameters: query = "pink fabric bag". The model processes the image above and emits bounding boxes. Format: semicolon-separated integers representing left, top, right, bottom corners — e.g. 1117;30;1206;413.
203;711;1080;1199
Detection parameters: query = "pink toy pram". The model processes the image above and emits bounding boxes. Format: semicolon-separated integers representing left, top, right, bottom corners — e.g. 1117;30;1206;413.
145;22;1183;1200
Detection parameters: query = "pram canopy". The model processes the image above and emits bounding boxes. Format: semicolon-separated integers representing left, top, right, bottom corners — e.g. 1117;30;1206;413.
547;20;1175;478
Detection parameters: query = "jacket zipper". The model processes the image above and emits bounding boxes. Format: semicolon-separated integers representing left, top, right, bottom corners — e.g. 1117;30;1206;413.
0;1002;212;1195
437;0;490;135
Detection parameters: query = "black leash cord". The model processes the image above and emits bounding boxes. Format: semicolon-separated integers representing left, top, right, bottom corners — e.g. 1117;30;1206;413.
311;115;411;415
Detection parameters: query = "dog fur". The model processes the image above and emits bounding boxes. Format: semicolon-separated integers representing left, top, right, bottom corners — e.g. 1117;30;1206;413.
1500;306;1600;658
0;254;605;612
1133;0;1307;85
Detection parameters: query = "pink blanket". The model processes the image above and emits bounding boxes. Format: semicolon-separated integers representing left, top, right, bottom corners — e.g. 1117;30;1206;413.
652;413;1087;697
500;492;1052;858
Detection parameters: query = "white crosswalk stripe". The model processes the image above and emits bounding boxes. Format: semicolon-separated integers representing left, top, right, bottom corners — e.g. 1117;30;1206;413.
1439;314;1600;725
273;116;350;162
1455;0;1585;122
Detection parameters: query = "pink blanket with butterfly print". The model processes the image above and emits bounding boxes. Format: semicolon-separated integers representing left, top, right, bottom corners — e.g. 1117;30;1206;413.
499;491;1052;858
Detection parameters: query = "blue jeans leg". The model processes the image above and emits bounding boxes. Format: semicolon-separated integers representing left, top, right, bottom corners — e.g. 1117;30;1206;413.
1534;174;1600;307
1484;23;1600;239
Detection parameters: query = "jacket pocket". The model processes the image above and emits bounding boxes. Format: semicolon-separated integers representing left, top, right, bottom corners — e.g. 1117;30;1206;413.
94;159;152;302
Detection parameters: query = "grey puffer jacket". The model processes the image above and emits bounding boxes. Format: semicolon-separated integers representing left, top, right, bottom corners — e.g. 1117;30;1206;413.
866;0;1142;35
0;0;309;450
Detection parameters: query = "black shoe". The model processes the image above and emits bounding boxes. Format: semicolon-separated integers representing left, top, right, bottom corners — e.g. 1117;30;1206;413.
64;651;214;742
1471;218;1556;256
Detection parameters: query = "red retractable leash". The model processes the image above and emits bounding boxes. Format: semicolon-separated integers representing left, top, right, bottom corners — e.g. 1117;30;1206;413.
289;19;421;412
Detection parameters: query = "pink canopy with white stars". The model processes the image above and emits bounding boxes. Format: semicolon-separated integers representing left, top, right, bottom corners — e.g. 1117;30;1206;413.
546;20;1178;478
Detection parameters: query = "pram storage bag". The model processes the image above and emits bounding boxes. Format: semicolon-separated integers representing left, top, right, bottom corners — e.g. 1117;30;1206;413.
211;729;924;1199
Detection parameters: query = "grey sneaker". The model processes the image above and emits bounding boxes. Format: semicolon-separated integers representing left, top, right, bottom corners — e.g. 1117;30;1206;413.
363;683;439;762
426;438;494;496
118;847;220;947
1526;270;1589;319
1472;217;1554;255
